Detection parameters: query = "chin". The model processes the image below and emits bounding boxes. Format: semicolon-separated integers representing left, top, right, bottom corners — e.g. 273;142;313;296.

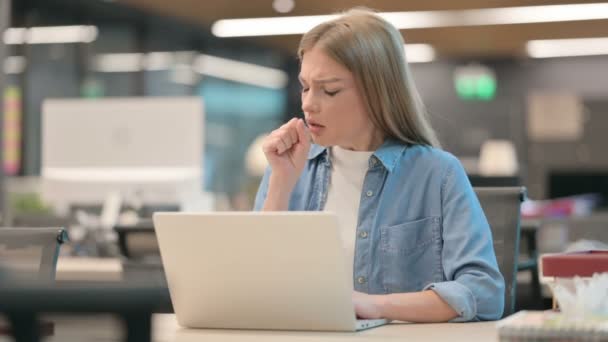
311;136;333;147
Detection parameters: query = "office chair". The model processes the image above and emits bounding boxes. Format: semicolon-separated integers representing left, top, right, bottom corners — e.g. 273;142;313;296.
0;227;68;281
468;175;521;187
474;187;526;318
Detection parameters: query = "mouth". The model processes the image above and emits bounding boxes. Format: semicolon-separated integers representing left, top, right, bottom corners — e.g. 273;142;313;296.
305;119;325;135
305;119;325;129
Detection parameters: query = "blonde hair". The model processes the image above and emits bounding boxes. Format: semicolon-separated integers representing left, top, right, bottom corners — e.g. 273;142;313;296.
298;8;440;147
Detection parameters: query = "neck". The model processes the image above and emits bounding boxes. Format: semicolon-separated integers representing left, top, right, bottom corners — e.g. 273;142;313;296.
339;130;384;151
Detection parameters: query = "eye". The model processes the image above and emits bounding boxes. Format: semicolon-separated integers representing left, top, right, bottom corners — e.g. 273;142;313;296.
325;90;340;96
301;86;309;93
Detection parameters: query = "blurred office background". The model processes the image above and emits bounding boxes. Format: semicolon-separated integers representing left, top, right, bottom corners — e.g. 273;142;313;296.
0;0;608;324
3;0;608;212
1;0;608;301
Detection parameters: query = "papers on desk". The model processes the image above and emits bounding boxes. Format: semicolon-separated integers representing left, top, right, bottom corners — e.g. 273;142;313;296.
497;310;608;341
55;257;123;282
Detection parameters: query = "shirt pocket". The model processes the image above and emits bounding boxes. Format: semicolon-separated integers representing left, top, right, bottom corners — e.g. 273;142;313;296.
379;216;443;293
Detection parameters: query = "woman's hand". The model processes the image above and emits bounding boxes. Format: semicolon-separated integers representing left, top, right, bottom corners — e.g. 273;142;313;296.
262;118;311;210
352;291;385;320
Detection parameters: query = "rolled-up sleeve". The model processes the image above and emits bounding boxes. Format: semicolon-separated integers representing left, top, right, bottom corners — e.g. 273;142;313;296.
424;156;505;322
252;167;271;211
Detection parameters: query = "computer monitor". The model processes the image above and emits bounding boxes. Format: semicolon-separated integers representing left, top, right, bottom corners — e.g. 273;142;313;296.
549;171;608;208
41;97;207;215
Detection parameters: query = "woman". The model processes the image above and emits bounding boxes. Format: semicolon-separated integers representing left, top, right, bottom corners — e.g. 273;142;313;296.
253;8;504;323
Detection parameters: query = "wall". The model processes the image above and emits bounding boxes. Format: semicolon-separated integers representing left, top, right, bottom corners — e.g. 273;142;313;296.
10;0;290;205
11;0;608;203
408;56;608;200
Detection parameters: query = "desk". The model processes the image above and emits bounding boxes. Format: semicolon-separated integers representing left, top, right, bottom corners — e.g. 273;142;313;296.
27;314;499;342
3;262;499;342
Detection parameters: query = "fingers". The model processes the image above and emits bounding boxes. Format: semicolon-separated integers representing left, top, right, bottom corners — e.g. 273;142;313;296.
278;119;297;148
285;119;299;146
295;118;311;148
263;117;302;155
276;135;289;154
263;134;283;155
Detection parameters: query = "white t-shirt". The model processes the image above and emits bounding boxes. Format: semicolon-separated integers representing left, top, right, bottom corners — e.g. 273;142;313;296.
324;146;374;283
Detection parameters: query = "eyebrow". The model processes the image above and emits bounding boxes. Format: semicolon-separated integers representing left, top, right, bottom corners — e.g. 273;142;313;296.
298;76;343;85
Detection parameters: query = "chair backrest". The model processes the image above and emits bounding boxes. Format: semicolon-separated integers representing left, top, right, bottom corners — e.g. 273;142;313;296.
0;227;68;280
474;187;526;318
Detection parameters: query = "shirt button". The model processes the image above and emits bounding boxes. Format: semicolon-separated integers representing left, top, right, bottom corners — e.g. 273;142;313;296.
366;190;373;197
359;231;368;239
357;276;367;284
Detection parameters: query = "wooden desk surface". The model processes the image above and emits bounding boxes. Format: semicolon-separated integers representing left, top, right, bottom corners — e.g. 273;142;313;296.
48;260;500;341
153;314;499;342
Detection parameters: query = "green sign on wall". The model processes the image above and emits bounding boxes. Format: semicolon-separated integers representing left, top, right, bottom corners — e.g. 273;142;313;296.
453;64;497;101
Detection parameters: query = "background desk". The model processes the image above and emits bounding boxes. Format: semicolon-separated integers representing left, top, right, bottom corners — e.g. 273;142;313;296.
56;256;167;283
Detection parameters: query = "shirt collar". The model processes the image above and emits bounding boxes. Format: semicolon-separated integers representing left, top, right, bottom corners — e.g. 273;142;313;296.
306;138;408;172
307;144;327;160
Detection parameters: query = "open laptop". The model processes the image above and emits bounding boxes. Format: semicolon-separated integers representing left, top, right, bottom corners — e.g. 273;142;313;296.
153;211;389;331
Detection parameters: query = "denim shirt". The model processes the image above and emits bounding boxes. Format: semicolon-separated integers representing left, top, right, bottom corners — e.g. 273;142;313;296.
253;139;505;322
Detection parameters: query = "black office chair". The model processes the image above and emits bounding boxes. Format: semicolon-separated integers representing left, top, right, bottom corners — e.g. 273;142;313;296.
469;175;521;187
0;227;68;281
474;187;526;318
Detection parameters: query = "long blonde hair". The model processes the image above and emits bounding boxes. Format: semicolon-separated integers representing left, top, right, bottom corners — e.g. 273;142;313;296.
298;8;440;147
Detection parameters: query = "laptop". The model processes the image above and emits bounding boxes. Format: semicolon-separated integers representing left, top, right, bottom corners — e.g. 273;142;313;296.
153;211;389;331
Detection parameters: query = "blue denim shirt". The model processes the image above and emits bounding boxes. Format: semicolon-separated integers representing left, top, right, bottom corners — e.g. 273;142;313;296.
253;139;505;322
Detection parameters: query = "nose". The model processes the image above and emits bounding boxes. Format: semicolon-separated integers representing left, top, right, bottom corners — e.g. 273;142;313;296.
301;90;320;114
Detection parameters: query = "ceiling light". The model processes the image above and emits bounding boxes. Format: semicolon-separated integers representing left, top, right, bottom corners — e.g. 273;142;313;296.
405;44;435;63
93;53;143;73
94;52;191;72
527;37;608;58
4;56;27;74
194;54;289;89
273;0;295;14
144;52;175;71
3;25;98;44
171;64;199;85
212;15;335;37
212;3;608;37
3;28;26;44
91;51;288;89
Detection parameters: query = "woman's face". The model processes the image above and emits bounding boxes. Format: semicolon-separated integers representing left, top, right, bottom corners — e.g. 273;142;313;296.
299;46;382;151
